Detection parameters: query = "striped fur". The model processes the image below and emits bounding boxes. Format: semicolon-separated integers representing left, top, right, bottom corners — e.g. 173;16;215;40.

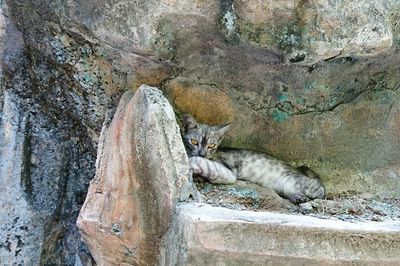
182;114;325;204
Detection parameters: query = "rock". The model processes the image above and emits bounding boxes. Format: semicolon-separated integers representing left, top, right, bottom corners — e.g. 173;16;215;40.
77;85;195;265
234;0;398;63
296;197;400;222
299;202;314;214
161;203;400;265
0;92;37;265
1;90;94;265
1;2;95;264
5;0;400;199
1;0;400;263
164;77;236;125
195;180;295;212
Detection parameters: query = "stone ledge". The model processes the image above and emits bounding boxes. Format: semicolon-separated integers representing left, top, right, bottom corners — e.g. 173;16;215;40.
161;202;400;266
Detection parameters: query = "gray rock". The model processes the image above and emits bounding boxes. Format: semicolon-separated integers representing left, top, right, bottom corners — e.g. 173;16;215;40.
0;92;38;265
235;0;399;63
195;180;295;212
161;202;400;265
299;202;314;214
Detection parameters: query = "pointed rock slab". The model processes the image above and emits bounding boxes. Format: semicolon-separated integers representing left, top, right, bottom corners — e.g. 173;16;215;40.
77;85;194;265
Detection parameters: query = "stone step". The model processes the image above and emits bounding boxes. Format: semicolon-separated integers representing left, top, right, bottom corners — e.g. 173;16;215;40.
161;203;400;266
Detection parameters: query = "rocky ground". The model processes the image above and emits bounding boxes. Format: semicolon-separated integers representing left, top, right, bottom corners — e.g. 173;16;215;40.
195;179;400;223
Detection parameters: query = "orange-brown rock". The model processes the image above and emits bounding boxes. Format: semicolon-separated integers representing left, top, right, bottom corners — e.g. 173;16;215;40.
77;85;194;265
164;77;235;125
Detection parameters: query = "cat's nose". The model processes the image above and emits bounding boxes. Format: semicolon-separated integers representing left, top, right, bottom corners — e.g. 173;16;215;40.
199;150;207;157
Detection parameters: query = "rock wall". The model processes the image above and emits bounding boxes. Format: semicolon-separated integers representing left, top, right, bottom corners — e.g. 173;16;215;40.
1;0;400;264
1;2;95;265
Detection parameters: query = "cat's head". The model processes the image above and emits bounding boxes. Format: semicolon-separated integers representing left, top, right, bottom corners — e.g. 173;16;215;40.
182;114;230;158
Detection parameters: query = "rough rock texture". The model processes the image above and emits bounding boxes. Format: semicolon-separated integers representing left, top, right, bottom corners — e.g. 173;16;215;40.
0;0;176;263
166;55;400;197
195;180;295;211
1;0;400;263
297;197;400;223
160;1;400;198
77;85;195;265
161;203;400;266
1;2;96;265
235;0;397;63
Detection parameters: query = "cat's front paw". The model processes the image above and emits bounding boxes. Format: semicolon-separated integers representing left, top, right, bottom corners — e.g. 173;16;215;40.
188;157;203;175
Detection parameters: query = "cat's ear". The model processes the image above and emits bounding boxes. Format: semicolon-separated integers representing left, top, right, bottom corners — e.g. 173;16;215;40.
183;114;199;132
215;123;231;137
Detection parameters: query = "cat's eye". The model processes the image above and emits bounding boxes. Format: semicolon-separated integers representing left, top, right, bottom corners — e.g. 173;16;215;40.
208;143;216;149
190;139;199;145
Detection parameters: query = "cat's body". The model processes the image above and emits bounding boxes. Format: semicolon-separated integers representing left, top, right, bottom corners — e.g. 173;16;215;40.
182;114;325;204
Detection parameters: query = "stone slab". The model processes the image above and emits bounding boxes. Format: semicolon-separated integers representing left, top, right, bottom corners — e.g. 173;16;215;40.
161;203;400;266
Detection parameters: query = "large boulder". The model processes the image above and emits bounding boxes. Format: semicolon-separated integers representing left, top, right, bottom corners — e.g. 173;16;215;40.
77;85;194;265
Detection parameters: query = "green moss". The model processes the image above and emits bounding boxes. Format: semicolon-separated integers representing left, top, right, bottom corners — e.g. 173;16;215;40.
237;21;274;47
270;108;291;122
278;93;288;102
95;47;107;58
368;90;396;104
276;23;303;51
296;97;306;105
326;97;339;108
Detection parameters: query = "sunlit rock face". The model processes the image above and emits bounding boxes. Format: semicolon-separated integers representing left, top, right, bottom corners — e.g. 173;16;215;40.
1;0;400;264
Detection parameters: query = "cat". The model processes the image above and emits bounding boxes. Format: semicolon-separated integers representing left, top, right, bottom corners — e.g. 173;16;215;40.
182;114;325;204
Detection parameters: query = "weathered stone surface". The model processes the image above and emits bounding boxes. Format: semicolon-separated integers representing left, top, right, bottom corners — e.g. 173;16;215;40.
298;197;400;222
0;81;95;266
235;0;398;63
1;1;95;264
164;77;235;125
175;44;400;198
195;180;295;212
0;92;37;265
1;0;400;263
77;85;194;265
161;203;400;266
5;0;399;199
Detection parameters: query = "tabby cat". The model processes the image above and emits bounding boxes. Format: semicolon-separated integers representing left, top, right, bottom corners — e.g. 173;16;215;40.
182;114;325;204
